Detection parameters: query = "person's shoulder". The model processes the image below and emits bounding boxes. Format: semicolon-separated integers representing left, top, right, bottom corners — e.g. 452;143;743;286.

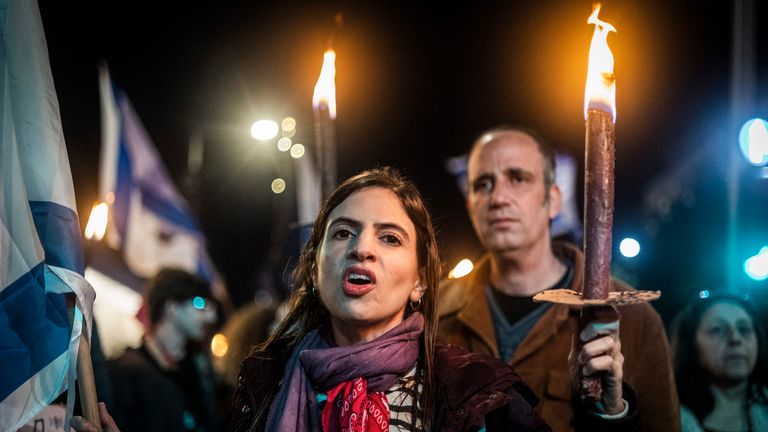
434;342;538;405
108;347;149;370
437;276;468;315
679;405;705;432
437;255;491;316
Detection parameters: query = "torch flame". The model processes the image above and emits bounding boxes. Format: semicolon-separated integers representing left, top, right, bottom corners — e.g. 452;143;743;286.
584;4;617;121
84;201;109;241
312;49;337;119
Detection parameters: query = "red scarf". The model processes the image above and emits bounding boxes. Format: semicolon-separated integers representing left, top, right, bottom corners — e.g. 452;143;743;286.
321;377;390;432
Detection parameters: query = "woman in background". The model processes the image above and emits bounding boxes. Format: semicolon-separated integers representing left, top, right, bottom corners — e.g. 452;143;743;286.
671;294;768;432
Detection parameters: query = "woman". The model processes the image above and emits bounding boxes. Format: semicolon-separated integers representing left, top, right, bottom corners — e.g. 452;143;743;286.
671;294;768;432
229;167;549;431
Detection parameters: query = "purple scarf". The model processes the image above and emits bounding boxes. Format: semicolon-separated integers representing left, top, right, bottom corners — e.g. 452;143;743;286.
265;312;424;432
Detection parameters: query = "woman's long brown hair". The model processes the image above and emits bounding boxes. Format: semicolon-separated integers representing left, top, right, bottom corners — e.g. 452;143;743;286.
247;166;441;429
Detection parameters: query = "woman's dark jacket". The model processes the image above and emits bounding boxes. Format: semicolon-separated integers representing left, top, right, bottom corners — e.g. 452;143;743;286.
229;341;551;431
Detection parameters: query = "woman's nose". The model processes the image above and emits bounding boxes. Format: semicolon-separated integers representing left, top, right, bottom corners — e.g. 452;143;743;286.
726;327;743;345
348;233;376;261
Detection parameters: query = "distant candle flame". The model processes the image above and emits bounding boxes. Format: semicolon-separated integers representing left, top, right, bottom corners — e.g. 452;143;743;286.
84;202;109;241
312;49;337;119
584;4;617;121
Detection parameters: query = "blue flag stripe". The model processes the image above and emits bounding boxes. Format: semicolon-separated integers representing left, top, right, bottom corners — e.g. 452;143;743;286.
139;186;200;232
0;263;69;401
113;118;132;243
29;201;84;274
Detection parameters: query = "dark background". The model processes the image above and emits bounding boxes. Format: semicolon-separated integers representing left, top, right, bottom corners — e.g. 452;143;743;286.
38;1;768;325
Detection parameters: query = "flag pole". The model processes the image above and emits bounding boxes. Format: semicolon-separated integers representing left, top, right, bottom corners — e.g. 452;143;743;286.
77;334;101;429
68;294;101;430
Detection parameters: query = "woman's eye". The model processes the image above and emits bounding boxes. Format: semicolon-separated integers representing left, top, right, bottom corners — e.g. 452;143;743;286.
708;326;723;337
381;234;402;246
737;325;754;338
333;229;353;239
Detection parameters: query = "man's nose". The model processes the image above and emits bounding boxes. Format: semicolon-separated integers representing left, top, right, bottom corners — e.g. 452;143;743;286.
490;180;512;207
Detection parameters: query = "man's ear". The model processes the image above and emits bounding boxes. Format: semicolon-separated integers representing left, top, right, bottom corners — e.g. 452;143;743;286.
547;184;562;219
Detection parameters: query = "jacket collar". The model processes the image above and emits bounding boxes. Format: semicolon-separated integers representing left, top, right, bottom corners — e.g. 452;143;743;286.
449;242;583;364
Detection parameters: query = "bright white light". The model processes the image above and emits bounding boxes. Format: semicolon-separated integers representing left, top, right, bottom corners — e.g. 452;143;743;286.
448;259;474;279
699;290;710;299
739;118;768;166
619;238;640;258
271;178;286;194
277;137;292;152
250;120;279;141
290;144;305;159
744;246;768;281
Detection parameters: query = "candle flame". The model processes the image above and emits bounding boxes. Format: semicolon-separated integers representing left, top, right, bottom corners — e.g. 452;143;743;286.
584;4;617;121
84;202;109;241
312;49;337;119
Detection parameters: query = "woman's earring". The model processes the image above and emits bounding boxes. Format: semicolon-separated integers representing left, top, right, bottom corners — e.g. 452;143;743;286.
311;286;319;297
409;298;422;310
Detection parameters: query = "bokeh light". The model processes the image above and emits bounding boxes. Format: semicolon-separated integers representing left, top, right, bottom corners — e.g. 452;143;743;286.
290;144;305;159
210;333;229;358
277;137;292;152
619;238;640;258
84;202;109;241
250;119;279;141
739;118;768;166
448;259;474;279
271;178;286;194
744;246;768;281
281;117;296;132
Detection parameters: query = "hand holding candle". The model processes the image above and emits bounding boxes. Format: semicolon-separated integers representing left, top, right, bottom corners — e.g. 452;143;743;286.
580;2;619;405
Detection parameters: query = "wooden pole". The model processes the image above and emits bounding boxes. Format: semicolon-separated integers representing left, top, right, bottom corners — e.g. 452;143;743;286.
77;332;102;430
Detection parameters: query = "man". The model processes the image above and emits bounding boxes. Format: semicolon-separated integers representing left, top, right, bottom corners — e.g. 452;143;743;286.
109;268;219;432
438;127;679;431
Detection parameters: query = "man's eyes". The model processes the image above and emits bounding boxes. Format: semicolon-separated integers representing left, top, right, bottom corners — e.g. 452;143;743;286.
473;178;493;192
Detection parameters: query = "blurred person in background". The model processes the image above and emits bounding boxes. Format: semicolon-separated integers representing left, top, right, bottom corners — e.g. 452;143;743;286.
671;294;768;432
108;268;219;432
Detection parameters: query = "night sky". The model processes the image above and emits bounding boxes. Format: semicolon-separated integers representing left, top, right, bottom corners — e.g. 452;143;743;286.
38;1;768;323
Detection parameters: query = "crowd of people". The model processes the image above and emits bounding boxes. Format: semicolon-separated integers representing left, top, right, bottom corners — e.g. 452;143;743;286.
66;126;766;432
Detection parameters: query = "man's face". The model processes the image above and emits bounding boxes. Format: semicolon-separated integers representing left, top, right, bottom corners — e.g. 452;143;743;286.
171;296;217;342
466;131;561;255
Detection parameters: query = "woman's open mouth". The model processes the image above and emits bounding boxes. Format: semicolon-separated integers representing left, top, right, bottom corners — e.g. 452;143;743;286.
342;267;376;296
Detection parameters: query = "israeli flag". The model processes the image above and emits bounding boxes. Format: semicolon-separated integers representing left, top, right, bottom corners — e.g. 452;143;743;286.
98;66;224;298
0;0;95;429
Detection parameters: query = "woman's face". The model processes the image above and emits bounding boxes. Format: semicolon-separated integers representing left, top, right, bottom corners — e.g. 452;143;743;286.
696;302;758;386
316;187;423;346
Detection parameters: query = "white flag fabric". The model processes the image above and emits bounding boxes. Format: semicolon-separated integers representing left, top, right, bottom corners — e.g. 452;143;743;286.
0;0;95;430
98;67;226;301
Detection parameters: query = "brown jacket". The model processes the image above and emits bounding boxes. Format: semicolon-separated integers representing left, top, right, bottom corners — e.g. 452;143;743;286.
437;242;680;432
